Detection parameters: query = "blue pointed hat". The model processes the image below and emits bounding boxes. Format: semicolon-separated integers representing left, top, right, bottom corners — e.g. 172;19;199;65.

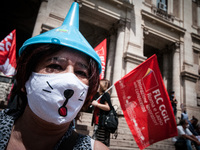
19;2;102;74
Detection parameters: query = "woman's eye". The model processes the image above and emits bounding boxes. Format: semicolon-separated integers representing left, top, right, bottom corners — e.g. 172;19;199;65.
47;64;63;71
75;71;88;78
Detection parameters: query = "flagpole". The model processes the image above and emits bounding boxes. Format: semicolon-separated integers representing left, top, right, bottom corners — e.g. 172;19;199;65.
90;84;114;107
95;84;114;102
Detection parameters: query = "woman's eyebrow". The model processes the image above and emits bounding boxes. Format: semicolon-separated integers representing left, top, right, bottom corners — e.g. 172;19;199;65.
46;57;88;69
47;57;68;63
75;62;89;70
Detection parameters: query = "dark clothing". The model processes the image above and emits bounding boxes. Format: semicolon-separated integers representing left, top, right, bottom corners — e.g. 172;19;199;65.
188;121;199;136
175;137;187;150
170;95;177;116
92;125;110;146
98;93;112;127
92;92;111;146
91;92;112;126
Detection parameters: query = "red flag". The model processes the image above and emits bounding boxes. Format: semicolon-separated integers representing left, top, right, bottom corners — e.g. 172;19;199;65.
114;54;177;149
94;39;107;79
0;29;16;76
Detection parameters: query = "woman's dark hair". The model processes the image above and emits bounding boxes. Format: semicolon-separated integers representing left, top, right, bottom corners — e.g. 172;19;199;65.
9;44;100;115
99;79;111;95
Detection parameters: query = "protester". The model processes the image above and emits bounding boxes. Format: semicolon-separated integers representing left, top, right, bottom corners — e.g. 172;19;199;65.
173;119;200;150
170;91;178;116
188;116;199;136
91;79;112;146
181;106;189;121
0;2;109;150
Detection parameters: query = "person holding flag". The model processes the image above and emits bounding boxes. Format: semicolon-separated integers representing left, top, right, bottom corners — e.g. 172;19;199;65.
0;2;109;150
91;79;112;146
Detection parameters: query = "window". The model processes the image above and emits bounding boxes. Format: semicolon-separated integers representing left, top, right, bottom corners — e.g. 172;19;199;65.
194;50;200;65
193;49;200;76
157;0;168;12
192;0;198;26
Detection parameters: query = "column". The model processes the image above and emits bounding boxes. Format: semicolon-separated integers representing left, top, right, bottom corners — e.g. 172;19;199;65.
32;1;48;37
168;0;173;14
172;43;180;94
179;41;184;105
152;0;157;7
172;43;181;112
163;52;169;90
105;34;116;81
179;0;183;26
197;2;200;27
112;20;125;97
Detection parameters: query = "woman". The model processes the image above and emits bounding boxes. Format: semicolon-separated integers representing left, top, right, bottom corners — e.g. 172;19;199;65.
91;79;112;146
0;2;109;150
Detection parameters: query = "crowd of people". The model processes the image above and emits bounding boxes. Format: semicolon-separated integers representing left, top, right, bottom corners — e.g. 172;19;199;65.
172;103;200;150
169;91;200;150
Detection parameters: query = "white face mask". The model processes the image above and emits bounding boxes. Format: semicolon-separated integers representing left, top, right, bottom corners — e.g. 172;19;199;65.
25;72;89;125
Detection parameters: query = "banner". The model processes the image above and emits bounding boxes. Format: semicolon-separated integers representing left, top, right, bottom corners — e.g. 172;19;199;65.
114;54;177;149
94;38;107;79
0;29;16;76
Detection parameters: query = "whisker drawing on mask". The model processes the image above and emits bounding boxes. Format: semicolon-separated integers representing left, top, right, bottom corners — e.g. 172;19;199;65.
42;89;51;93
46;81;53;89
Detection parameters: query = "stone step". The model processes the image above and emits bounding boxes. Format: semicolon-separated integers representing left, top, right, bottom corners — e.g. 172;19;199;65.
110;139;137;148
110;146;139;150
109;139;175;150
76;112;176;150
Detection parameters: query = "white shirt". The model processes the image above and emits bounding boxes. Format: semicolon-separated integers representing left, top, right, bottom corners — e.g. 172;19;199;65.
172;125;193;142
181;112;189;120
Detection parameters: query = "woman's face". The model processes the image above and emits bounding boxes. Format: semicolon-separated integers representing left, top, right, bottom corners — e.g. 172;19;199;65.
35;48;90;86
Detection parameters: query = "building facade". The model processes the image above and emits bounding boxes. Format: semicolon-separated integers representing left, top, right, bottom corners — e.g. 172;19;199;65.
1;0;200;121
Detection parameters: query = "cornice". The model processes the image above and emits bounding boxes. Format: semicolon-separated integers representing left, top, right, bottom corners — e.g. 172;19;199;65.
124;52;146;65
78;0;134;10
181;71;199;82
141;10;186;34
142;25;180;42
110;0;134;9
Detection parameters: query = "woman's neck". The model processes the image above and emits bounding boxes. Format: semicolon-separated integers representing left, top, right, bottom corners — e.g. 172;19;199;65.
11;105;71;150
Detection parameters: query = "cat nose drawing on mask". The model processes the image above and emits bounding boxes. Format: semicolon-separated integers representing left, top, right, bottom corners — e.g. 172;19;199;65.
58;89;74;117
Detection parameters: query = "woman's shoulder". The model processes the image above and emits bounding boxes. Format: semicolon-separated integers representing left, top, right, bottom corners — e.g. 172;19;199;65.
0;109;16;150
0;109;15;121
73;134;109;150
102;93;111;105
73;134;92;149
93;140;110;150
102;92;110;100
104;92;110;97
